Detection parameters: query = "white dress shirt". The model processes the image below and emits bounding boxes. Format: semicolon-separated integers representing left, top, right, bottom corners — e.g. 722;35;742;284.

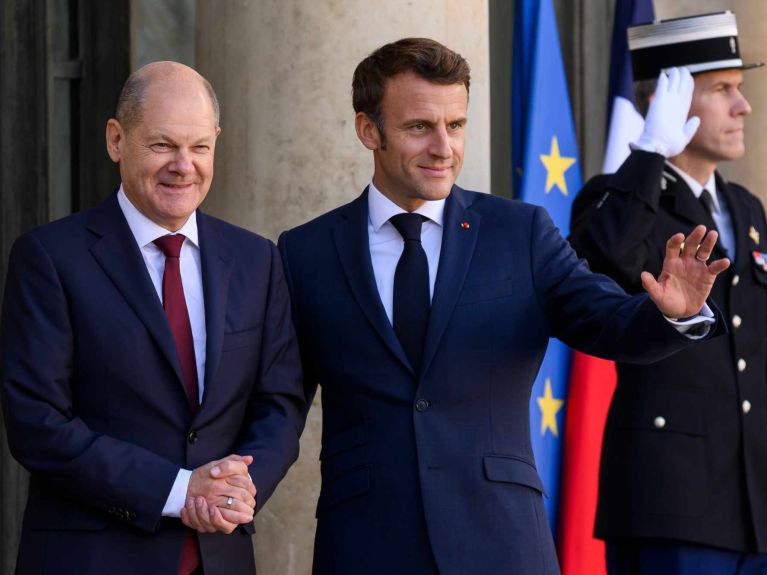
367;181;445;324
665;162;737;259
117;186;203;517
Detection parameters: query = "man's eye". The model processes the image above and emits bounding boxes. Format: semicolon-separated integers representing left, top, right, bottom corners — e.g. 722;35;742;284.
413;123;425;130
151;143;171;150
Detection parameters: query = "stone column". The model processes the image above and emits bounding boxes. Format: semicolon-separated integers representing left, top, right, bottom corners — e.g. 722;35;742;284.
656;0;767;207
195;2;490;574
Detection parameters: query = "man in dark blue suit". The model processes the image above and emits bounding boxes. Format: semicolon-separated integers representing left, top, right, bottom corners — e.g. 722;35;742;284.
279;38;730;574
1;62;306;574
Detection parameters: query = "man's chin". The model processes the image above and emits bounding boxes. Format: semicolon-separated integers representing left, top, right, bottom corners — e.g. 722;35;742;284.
418;184;454;202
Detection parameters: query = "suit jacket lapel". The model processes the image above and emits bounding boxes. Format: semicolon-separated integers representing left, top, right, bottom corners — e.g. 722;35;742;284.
333;189;412;373
198;212;234;402
421;186;480;376
87;194;186;389
660;168;727;259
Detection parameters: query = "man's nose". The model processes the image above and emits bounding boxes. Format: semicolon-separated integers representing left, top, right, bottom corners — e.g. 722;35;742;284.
429;125;452;158
169;150;194;173
733;90;752;116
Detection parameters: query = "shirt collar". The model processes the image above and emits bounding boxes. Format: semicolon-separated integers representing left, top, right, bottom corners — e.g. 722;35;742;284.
367;180;446;232
117;185;199;248
665;162;720;213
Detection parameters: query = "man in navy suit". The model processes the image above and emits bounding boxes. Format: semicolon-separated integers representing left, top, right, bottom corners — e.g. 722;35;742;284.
278;38;729;574
1;62;305;574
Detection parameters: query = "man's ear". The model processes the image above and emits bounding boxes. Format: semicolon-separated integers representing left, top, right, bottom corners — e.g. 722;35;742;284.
105;119;125;163
355;112;382;151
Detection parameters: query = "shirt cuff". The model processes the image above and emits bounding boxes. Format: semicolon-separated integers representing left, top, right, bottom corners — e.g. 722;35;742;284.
162;468;192;517
664;302;715;340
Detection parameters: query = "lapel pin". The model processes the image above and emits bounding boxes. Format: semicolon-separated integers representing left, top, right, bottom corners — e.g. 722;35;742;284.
460;222;470;229
749;226;760;245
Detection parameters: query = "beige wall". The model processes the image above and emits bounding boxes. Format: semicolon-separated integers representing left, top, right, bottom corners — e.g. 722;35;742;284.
655;1;767;205
196;2;490;573
197;0;490;240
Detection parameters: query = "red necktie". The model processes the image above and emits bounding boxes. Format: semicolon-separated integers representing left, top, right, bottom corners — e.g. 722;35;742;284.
153;234;201;575
153;234;200;411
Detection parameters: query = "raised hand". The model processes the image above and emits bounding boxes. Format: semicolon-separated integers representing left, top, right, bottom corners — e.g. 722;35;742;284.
641;225;730;318
181;454;257;534
635;67;700;158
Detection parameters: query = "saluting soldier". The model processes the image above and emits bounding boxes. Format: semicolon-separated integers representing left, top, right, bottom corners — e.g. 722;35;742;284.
569;11;767;575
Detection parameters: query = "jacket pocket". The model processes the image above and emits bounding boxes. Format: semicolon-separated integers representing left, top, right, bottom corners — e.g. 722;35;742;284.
221;328;260;352
457;279;514;305
483;454;545;495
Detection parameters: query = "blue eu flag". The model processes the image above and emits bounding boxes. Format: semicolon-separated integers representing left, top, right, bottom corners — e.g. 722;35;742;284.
512;0;582;535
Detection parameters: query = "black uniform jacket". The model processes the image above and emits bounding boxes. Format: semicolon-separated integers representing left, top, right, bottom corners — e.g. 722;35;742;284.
569;150;767;553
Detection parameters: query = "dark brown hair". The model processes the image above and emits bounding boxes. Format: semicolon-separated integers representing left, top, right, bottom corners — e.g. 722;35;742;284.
352;38;471;136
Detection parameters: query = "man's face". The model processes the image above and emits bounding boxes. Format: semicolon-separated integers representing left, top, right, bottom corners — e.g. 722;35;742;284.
359;72;468;211
686;69;751;164
107;79;220;231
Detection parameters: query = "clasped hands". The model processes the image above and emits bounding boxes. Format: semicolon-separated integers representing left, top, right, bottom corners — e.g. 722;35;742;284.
181;454;256;534
643;225;729;318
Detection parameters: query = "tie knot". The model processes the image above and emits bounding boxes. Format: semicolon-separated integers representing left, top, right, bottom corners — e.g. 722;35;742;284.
390;213;426;242
154;234;186;258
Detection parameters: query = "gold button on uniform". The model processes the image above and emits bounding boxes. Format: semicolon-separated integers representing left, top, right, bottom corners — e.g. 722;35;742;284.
732;315;742;328
737;358;747;372
742;400;752;414
653;416;666;429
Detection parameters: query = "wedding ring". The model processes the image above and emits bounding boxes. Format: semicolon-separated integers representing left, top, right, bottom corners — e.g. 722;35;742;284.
695;254;709;262
226;496;233;508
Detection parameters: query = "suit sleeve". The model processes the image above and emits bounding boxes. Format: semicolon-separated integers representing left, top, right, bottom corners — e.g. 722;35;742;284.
0;233;178;532
530;206;723;362
568;150;668;291
235;241;308;510
277;231;320;409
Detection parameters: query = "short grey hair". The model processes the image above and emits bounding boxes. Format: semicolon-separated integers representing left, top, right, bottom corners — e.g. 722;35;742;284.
115;69;220;130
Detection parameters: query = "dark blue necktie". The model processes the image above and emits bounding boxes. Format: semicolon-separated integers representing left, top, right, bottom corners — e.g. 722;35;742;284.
390;213;430;373
699;188;715;215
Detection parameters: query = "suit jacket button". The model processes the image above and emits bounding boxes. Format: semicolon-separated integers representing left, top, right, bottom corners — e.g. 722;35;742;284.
732;274;740;287
653;416;666;429
737;358;747;372
732;315;742;329
187;431;198;444
742;400;752;414
415;398;430;412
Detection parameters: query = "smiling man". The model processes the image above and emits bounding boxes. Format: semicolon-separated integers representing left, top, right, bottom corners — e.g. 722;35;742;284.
569;11;767;575
278;38;730;575
1;62;306;574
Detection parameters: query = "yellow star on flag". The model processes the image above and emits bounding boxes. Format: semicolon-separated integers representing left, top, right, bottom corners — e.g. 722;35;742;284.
539;136;576;196
537;377;564;437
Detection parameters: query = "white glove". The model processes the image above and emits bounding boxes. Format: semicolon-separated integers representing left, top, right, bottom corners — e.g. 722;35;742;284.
633;67;701;158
